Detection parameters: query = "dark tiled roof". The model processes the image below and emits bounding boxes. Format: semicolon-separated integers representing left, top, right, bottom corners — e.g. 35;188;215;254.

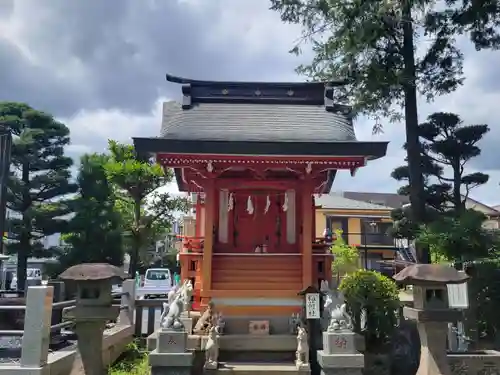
133;74;388;160
315;194;393;211
342;192;409;209
160;102;356;143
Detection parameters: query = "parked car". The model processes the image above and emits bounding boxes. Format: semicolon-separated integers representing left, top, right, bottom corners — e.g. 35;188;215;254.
140;268;174;299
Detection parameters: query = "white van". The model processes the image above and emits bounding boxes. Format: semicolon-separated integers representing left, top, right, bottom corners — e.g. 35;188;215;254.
142;268;173;299
10;268;42;290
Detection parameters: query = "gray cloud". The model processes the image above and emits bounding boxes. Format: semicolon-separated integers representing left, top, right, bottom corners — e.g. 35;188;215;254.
1;0;500;205
1;0;307;117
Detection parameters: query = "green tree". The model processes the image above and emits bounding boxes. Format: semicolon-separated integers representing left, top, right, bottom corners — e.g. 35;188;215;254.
114;197;171;270
418;209;498;262
105;140;188;276
330;229;359;281
58;153;123;270
0;102;77;290
270;0;468;262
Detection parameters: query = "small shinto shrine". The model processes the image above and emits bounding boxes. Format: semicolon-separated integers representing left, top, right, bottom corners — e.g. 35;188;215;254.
134;74;388;317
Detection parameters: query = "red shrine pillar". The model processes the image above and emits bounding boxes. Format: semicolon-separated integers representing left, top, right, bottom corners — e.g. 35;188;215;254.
301;181;314;287
201;179;216;298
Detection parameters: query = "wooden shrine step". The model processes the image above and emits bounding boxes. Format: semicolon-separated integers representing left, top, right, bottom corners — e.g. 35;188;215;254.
212;255;302;291
212;282;303;291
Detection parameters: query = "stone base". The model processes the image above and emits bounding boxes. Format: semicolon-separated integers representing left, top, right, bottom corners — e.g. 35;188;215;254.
317;350;364;375
151;366;191;375
203;360;218;370
181;316;193;334
149;351;193;367
157;329;188;353
323;331;363;355
295;360;311;371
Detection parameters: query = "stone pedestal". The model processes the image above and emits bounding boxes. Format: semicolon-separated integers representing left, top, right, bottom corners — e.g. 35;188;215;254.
404;307;461;375
317;330;364;375
149;329;193;375
180;311;194;334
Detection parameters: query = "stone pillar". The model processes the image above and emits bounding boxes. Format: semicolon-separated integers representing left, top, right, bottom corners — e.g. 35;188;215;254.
149;328;193;375
118;279;136;326
180;311;193;334
317;330;364;375
393;263;469;375
48;281;65;344
20;285;54;368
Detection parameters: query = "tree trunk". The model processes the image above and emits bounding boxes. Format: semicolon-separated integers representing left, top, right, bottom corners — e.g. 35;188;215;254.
128;199;142;278
17;162;30;292
452;161;463;214
401;0;430;264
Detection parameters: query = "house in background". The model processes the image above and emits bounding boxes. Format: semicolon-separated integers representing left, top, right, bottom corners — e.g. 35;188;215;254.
342;191;500;229
314;194;412;277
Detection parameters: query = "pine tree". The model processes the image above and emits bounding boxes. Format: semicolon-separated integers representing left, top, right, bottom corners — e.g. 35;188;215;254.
393;112;489;213
418;112;489;213
270;0;466;262
58;153;123;269
0;102;77;290
391;112;489;241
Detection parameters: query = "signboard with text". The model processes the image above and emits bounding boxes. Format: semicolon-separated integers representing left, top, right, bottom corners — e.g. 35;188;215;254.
305;292;320;319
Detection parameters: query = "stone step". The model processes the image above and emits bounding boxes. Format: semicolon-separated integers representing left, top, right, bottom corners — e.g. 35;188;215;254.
219;334;296;352
215;362;308;375
219;350;295;363
222;316;296;335
147;333;297;352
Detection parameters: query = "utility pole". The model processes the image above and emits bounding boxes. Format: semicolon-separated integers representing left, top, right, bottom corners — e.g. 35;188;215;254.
0;126;12;255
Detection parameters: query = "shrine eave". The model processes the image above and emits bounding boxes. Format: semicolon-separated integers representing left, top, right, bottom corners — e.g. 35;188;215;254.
133;137;389;159
172;168;338;193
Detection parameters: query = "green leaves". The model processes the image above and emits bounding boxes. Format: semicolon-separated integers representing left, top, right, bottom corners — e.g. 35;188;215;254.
106;140;167;201
418;209;499;261
330;229;359;276
270;0;465;120
105;140;188;275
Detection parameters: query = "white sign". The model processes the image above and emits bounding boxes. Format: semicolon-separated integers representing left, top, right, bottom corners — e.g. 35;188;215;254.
447;282;469;309
305;293;320;319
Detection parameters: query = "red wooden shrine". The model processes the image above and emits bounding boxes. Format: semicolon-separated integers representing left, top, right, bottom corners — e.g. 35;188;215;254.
134;74;388;316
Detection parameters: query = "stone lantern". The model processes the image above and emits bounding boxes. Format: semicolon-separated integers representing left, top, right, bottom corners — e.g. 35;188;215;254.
393;264;469;375
60;263;126;375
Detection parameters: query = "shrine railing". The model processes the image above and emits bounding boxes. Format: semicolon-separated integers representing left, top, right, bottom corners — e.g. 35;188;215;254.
181;236;204;253
314;232;399;251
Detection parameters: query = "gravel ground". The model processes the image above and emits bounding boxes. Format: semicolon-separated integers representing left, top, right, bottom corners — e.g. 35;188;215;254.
0;333;77;364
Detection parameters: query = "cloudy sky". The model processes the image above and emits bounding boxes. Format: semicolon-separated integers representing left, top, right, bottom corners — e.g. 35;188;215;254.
1;0;499;206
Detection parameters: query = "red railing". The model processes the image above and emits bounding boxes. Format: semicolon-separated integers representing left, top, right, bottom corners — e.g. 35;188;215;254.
181;236;204;253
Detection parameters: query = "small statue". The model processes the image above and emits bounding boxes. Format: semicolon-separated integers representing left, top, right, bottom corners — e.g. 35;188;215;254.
160;295;185;331
194;301;217;335
295;326;309;367
216;313;226;334
204;326;220;369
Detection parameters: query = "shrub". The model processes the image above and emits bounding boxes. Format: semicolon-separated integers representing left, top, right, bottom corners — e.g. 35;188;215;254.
330;229;359;283
465;259;500;346
340;269;400;351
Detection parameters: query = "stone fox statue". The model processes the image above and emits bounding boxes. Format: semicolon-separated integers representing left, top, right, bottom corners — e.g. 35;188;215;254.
296;326;309;365
204;326;220;369
160;294;185;330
